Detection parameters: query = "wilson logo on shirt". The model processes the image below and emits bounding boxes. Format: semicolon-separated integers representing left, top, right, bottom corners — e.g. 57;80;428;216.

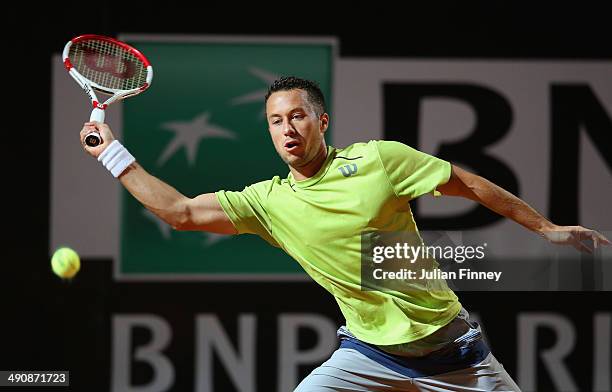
338;164;358;177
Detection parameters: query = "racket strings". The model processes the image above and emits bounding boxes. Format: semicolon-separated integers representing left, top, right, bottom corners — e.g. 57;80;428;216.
69;39;148;92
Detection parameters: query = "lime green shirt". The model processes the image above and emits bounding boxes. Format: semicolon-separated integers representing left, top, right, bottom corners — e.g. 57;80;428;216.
215;140;461;345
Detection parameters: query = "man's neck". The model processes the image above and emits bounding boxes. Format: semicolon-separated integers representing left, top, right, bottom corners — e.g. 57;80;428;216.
290;144;328;181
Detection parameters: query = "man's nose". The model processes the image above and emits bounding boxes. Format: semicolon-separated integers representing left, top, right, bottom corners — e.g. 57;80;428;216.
282;123;297;136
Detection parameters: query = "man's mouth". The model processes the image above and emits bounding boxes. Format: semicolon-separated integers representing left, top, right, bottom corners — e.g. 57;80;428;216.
284;140;301;152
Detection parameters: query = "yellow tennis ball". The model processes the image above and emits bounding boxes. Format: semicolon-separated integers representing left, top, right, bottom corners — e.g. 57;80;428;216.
51;247;80;279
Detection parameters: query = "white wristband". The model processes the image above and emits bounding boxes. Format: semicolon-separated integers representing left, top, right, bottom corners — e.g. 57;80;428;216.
97;140;136;178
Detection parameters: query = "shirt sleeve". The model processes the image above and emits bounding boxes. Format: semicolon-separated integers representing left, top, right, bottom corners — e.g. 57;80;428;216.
374;140;451;200
215;180;280;247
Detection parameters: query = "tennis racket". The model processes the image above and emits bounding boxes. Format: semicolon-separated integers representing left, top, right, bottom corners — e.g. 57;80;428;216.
62;34;153;147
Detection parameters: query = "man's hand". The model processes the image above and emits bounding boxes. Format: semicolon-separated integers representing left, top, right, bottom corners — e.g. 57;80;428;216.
540;225;611;253
80;122;116;159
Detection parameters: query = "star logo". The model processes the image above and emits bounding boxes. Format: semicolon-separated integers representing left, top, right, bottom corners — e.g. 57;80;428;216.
230;67;280;117
158;112;238;167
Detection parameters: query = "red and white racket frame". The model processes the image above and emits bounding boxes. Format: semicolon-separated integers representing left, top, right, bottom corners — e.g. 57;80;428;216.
62;34;153;146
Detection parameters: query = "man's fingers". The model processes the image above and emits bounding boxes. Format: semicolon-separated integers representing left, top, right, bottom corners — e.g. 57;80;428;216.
595;231;611;245
586;231;600;249
574;241;592;254
581;230;610;249
571;234;593;254
545;226;608;253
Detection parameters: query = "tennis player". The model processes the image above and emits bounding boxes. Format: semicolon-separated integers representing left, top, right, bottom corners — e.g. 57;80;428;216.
80;76;609;391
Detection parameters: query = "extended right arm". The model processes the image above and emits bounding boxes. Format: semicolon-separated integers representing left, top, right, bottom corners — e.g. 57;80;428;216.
80;122;237;235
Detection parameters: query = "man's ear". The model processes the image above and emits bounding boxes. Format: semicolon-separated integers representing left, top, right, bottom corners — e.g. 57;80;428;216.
319;113;330;133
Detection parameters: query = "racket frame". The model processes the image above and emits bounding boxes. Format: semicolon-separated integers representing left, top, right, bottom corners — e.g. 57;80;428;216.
62;34;153;142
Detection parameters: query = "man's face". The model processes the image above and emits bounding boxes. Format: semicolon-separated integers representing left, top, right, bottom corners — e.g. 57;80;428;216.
266;89;328;167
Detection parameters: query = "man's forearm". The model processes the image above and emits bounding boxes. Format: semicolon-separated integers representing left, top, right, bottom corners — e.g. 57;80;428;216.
119;162;189;228
440;166;555;234
470;176;553;233
80;122;235;234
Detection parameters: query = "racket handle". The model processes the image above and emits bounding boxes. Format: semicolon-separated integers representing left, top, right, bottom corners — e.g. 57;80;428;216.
87;107;106;147
90;107;106;122
85;132;102;147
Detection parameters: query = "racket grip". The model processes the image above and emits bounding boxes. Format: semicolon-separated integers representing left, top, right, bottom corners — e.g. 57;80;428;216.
85;132;102;147
87;107;106;146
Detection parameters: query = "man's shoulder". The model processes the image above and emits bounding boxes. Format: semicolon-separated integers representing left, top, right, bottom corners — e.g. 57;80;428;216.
369;140;426;161
336;139;411;151
335;140;416;161
334;140;381;157
245;176;283;193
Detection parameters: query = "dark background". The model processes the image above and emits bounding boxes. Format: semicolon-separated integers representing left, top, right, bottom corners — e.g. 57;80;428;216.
4;2;612;391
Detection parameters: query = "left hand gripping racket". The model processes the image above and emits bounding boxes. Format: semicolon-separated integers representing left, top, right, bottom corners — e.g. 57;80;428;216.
63;35;153;147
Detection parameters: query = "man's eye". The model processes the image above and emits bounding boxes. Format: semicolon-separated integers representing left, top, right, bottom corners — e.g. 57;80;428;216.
272;120;281;125
292;114;303;120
